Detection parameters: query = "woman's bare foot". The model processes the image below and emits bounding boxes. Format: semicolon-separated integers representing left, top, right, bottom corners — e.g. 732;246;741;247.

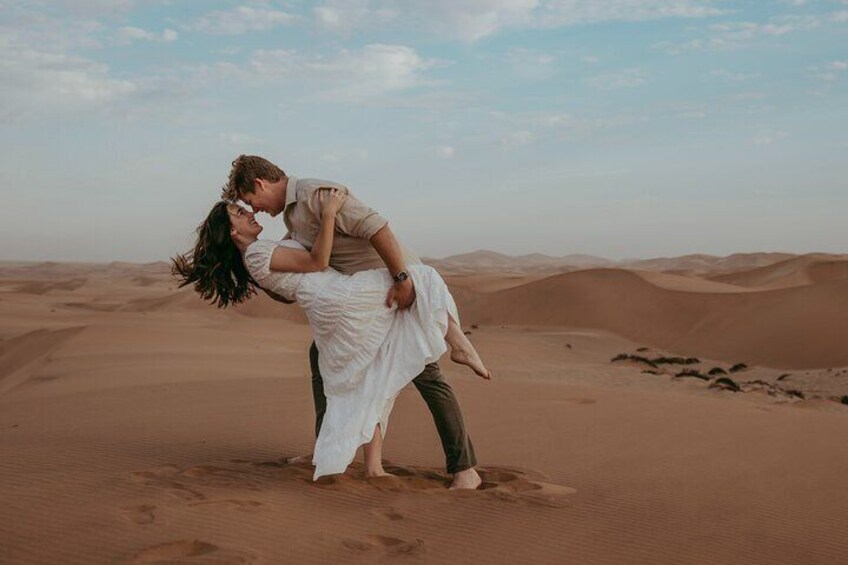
450;347;491;380
445;315;491;380
450;467;482;490
363;424;391;478
364;467;393;478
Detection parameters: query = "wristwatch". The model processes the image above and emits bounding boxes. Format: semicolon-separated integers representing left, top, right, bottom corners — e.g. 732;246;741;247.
392;270;409;284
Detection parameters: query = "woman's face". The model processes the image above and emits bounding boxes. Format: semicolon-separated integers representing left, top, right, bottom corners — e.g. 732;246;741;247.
227;204;263;239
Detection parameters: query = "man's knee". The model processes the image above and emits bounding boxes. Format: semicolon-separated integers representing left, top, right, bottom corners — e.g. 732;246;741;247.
414;363;459;405
414;362;444;384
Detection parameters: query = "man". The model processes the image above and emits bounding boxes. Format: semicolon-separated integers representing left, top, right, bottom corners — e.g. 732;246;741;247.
222;155;482;490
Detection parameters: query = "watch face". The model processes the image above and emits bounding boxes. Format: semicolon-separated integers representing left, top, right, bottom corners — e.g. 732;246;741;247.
395;271;408;283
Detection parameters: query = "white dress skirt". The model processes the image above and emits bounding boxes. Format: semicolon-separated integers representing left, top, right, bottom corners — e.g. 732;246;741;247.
243;239;460;480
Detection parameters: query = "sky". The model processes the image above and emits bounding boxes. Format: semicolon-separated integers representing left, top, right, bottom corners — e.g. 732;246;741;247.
0;0;846;262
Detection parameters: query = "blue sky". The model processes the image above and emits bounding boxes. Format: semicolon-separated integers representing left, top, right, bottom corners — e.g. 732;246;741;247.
1;0;846;262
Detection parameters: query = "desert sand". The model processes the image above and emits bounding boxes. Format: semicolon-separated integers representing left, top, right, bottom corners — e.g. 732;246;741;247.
2;251;848;564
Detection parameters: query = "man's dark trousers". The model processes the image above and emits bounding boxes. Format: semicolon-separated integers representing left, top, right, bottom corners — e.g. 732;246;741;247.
309;342;477;474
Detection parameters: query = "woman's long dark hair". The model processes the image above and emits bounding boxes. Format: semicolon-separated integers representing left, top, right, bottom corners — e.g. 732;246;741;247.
172;201;257;308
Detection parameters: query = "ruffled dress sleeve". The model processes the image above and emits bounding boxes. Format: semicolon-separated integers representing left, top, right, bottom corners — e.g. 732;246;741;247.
243;239;278;283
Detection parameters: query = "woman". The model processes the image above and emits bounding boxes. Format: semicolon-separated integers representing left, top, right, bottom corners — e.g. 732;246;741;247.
173;189;490;480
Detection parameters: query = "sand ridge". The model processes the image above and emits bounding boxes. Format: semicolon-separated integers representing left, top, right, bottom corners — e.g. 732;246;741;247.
708;253;848;289
455;268;848;369
1;256;847;564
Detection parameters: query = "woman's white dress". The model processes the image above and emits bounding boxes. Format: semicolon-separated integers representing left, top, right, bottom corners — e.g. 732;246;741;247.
243;239;459;480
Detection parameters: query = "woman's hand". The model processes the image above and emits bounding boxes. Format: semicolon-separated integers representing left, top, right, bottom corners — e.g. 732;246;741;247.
319;187;347;218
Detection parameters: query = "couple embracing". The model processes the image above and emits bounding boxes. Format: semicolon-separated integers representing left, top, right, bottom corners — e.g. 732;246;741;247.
174;155;490;489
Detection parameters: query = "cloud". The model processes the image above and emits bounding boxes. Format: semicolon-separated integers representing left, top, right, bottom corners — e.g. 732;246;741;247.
116;26;178;44
314;0;398;32
309;0;726;41
732;91;768;100
707;69;761;82
506;47;557;79
833;10;848;23
218;133;263;146
0;39;137;122
750;130;788;146
314;0;536;42
666;100;708;119
0;10;104;52
247;44;436;102
709;15;820;41
484;109;642;148
585;68;645;89
315;148;370;162
185;4;297;35
654;14;822;53
808;60;848;82
421;0;538;41
502;130;535;146
535;0;727;28
529;112;573;127
28;0;137;17
436;145;456;158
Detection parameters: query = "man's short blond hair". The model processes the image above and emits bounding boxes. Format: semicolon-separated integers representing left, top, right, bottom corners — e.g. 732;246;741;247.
221;155;286;201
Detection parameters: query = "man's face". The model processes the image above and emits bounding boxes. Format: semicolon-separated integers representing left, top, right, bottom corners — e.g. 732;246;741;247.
241;179;284;217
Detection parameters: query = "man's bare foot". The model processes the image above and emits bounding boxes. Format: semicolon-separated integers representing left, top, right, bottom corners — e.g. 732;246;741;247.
285;454;313;464
450;467;482;490
450;348;492;380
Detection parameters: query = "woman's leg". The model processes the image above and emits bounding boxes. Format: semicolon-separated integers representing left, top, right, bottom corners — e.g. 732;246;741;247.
363;424;389;477
446;315;491;379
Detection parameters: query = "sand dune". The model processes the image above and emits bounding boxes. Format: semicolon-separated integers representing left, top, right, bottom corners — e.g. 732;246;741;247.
0;261;170;281
425;249;613;275
708;253;848;289
119;287;310;324
1;343;846;564
0;326;86;394
455;268;848;369
120;288;219;313
425;250;816;277
9;278;88;295
2;256;847;564
622;252;798;275
629;270;760;293
443;273;554;293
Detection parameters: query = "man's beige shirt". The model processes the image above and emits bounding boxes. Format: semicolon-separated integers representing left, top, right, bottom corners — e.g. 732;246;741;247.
283;177;420;275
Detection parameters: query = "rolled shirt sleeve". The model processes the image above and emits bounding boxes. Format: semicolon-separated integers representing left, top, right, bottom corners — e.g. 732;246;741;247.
305;183;388;240
288;177;416;274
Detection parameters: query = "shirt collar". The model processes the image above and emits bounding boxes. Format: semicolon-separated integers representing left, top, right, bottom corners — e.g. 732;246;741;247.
284;176;298;209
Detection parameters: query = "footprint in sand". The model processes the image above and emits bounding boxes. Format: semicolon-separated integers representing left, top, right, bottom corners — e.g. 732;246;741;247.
189;499;264;513
129;466;182;483
164;484;206;502
129;468;206;502
568;397;598;405
477;467;576;507
130;460;296;509
342;535;424;556
119;505;156;525
129;539;256;564
175;465;264;491
129;459;575;514
313;462;575;508
371;507;404;521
